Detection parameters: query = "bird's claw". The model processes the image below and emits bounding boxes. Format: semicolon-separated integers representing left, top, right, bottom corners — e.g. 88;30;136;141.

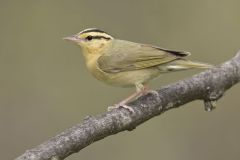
145;90;159;97
108;104;134;113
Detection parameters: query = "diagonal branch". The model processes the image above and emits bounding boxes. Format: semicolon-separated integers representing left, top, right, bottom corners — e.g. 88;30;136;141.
15;51;240;160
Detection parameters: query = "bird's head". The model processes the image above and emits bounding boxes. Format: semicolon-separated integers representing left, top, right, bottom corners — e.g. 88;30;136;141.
64;28;114;57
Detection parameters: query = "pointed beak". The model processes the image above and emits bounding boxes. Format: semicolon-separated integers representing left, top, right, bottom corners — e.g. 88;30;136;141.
63;35;82;43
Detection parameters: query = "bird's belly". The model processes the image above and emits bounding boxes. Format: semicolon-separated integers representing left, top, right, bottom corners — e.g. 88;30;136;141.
90;66;160;87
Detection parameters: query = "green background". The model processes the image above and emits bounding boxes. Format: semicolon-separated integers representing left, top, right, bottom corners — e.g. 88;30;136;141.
1;1;240;160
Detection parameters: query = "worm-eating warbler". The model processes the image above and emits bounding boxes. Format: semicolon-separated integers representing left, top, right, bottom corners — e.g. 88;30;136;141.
64;28;212;112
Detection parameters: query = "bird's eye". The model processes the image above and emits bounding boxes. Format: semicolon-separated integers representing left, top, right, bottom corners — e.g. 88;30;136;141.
86;35;93;41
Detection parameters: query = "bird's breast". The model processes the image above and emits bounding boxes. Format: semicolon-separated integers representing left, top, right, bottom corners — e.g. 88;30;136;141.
86;59;160;87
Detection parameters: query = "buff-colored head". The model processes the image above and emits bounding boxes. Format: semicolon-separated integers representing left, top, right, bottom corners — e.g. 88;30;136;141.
63;28;114;57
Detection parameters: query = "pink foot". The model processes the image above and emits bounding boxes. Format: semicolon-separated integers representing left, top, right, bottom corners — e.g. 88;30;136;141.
108;104;134;113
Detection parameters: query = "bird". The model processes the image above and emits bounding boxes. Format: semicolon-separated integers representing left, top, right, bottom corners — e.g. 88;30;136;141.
64;28;212;112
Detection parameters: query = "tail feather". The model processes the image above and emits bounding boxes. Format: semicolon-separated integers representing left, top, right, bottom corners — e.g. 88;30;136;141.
158;59;213;72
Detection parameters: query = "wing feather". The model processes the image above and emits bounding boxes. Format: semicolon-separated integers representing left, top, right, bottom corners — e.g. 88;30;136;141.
97;39;190;73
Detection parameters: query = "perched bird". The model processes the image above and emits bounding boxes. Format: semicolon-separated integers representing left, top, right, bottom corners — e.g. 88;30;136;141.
64;28;212;112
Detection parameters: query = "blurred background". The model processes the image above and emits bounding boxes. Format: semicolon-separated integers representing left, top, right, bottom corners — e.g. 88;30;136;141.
1;0;240;160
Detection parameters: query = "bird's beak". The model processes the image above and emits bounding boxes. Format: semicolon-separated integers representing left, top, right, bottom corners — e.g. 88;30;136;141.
63;35;83;43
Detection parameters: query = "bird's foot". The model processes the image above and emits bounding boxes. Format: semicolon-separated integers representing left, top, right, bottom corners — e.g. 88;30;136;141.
108;104;134;113
142;89;159;97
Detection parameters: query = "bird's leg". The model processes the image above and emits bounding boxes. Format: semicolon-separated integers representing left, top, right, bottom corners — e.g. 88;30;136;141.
107;83;146;112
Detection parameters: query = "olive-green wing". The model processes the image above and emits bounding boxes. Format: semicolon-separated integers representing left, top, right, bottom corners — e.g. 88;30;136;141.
97;39;190;73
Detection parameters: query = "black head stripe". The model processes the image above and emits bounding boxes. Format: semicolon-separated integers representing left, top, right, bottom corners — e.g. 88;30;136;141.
91;36;111;40
81;28;106;34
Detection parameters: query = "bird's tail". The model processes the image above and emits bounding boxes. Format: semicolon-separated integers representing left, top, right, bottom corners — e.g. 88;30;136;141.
158;59;213;72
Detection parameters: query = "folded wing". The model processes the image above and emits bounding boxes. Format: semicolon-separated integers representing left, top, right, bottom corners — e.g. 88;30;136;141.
97;39;190;73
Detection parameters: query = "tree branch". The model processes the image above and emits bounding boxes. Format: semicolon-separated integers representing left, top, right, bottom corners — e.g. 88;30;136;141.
15;51;240;160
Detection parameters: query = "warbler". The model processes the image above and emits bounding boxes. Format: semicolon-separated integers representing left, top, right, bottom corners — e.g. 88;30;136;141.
64;28;212;111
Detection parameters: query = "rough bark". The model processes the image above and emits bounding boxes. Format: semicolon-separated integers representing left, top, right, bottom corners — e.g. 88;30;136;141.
15;51;240;160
